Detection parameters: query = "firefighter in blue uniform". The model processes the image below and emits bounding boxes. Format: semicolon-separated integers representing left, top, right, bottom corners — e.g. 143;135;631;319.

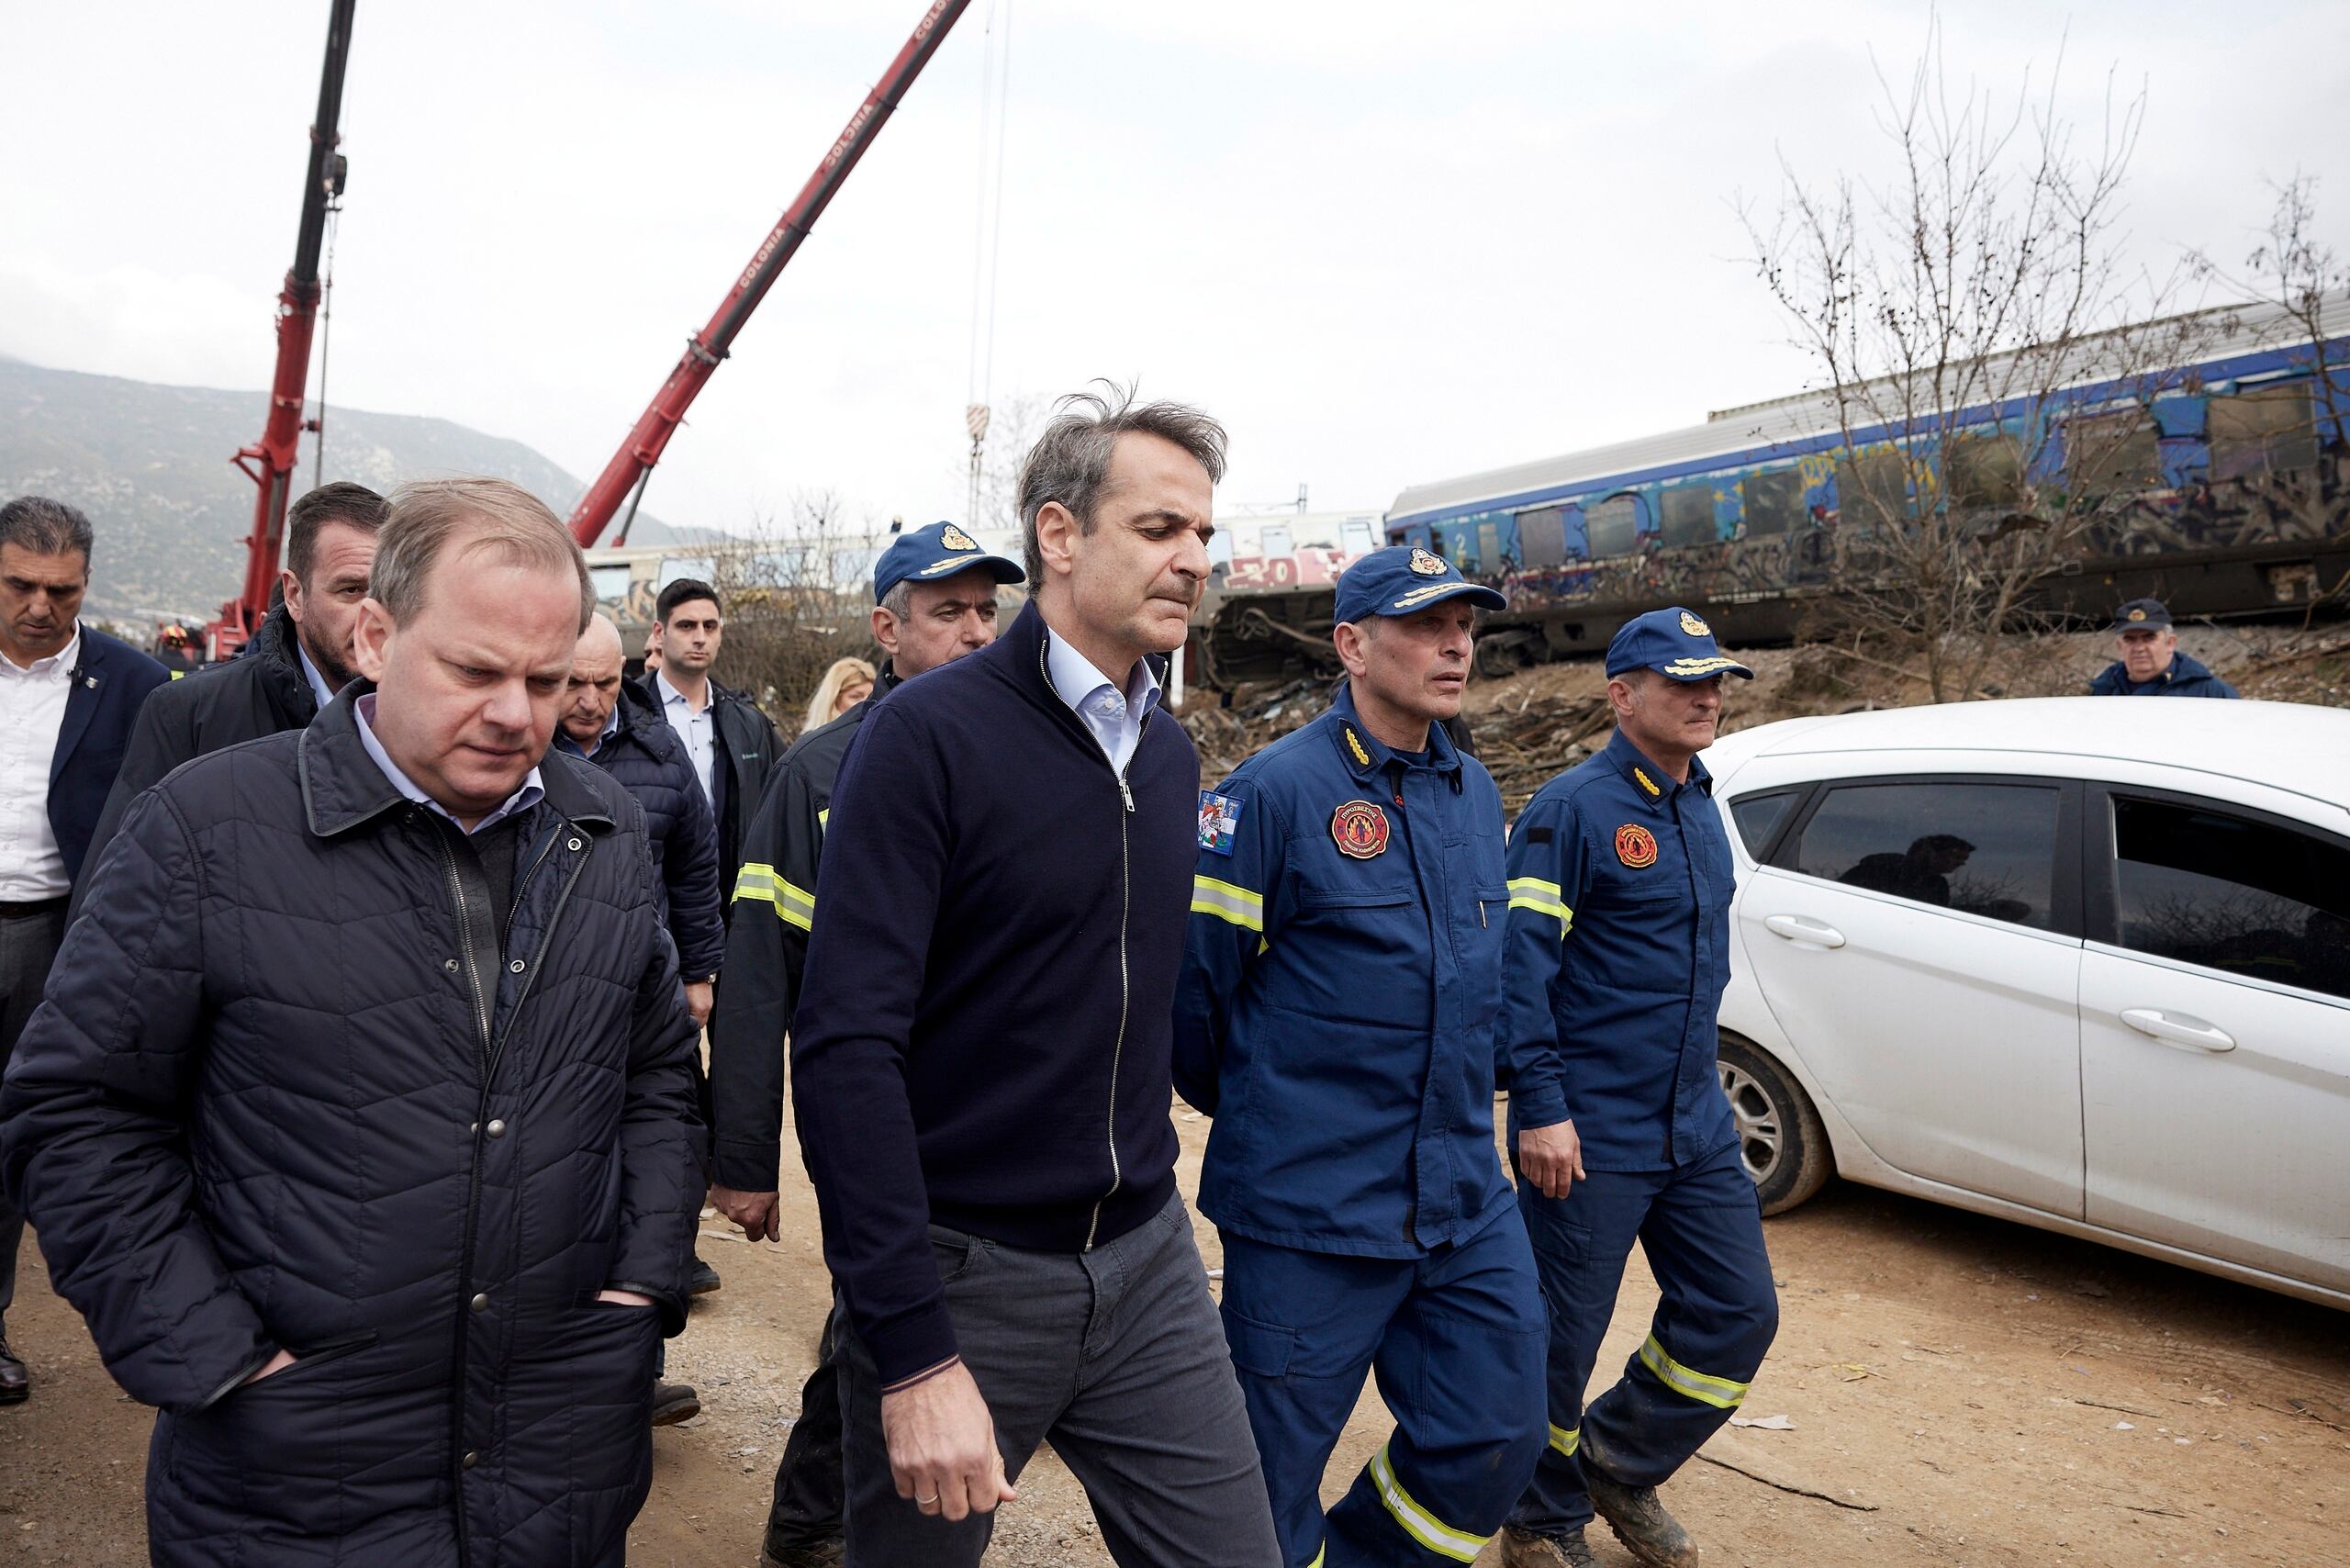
1497;608;1780;1568
1176;545;1548;1568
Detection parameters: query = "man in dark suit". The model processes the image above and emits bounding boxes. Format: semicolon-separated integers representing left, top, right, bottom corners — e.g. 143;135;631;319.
0;495;168;1403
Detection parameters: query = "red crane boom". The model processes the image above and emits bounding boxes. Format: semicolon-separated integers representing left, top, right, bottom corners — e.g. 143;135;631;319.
214;0;357;660
569;0;969;547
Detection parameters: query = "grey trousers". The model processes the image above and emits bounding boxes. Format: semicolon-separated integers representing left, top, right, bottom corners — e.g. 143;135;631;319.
0;902;67;1331
836;1193;1280;1568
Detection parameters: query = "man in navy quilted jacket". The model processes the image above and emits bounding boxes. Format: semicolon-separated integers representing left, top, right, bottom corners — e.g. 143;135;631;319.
0;478;707;1568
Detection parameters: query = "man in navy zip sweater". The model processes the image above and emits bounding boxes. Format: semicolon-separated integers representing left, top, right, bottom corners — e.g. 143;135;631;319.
789;390;1278;1566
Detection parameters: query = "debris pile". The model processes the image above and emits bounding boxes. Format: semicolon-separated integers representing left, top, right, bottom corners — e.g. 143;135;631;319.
1177;676;1611;812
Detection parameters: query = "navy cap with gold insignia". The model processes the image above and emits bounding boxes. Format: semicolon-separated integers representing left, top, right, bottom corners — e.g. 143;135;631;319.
2111;598;2172;631
1605;606;1755;682
872;521;1025;605
1332;544;1507;623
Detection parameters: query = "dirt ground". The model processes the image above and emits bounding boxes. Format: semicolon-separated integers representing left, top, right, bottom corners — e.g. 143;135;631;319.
4;1095;2344;1568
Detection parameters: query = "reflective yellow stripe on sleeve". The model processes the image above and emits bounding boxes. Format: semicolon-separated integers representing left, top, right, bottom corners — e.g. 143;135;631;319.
1368;1442;1488;1562
1638;1332;1751;1410
1191;875;1265;934
733;861;816;932
1507;876;1572;937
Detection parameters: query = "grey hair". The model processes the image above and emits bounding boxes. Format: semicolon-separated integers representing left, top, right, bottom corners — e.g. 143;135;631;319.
0;496;95;567
878;579;914;622
370;478;595;633
1015;383;1227;587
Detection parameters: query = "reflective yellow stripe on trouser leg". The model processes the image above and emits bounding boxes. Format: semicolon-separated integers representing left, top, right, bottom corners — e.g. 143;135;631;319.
1548;1422;1580;1458
1367;1441;1489;1562
1638;1332;1751;1410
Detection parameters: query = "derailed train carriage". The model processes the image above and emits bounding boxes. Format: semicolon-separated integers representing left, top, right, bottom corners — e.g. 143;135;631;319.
1195;294;2350;689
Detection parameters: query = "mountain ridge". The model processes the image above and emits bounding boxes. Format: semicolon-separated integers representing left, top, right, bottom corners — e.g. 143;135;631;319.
0;356;698;622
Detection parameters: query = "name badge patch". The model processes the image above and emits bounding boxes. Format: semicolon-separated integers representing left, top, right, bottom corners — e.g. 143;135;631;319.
1198;790;1244;856
1331;800;1391;859
1615;823;1659;868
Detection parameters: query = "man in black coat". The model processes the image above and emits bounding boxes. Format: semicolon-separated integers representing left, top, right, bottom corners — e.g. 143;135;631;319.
1;478;706;1567
74;481;386;922
558;612;725;1016
0;495;169;1404
637;577;782;903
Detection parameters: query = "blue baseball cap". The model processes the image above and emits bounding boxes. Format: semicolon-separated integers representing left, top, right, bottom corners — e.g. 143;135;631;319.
1332;545;1506;624
871;521;1024;605
1605;607;1755;682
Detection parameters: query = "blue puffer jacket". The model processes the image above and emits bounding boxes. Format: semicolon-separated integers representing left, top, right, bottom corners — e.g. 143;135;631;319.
2087;651;2240;698
0;690;707;1568
560;686;725;979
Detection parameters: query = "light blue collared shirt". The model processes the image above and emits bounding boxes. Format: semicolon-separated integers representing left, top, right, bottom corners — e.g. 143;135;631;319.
654;670;717;803
554;700;622;759
354;693;544;834
296;642;337;712
1044;627;1162;778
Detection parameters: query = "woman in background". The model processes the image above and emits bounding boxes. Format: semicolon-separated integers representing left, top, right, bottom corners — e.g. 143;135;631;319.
802;656;876;734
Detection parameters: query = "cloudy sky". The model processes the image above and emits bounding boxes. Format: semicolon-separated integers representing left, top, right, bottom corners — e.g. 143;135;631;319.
6;1;2344;536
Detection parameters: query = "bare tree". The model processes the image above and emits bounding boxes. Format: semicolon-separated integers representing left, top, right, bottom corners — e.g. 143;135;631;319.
703;492;890;731
966;391;1053;537
1742;17;2222;701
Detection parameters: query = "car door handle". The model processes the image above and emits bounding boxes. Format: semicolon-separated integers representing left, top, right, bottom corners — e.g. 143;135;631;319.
2120;1008;2236;1054
1763;914;1846;948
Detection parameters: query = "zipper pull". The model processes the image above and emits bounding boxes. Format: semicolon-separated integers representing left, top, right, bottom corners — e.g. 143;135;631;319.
1118;776;1136;813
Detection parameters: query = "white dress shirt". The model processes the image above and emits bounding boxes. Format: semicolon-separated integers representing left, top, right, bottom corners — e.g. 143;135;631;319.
654;670;718;803
354;693;543;834
1044;627;1163;778
296;641;337;711
0;626;81;900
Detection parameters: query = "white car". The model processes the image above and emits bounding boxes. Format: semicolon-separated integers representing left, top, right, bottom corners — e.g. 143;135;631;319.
1701;696;2350;1309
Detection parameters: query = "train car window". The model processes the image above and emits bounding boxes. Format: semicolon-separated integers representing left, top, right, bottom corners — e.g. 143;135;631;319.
2065;410;2162;494
1946;431;2026;509
1341;518;1379;556
1835;449;1909;532
1516;506;1568;568
1586;494;1640;557
2209;385;2318;482
657;556;717;590
589;566;633;604
1741;468;1803;537
1660;484;1717;548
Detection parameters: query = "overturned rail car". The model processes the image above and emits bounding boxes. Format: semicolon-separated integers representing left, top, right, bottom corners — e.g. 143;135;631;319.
1195;296;2350;690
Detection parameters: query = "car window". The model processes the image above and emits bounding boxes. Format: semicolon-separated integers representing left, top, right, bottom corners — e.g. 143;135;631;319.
1793;781;2062;931
2110;796;2350;1001
1728;790;1801;858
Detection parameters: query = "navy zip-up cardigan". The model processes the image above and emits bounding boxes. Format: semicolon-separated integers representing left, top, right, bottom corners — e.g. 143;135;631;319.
789;599;1197;1384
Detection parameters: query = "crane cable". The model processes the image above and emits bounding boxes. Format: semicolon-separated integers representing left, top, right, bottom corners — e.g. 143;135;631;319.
964;0;1013;527
310;199;342;488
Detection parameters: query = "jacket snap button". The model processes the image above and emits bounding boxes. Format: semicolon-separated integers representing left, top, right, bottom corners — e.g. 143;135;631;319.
509;958;526;973
443;958;459;972
486;1119;506;1138
463;1450;478;1470
469;1293;489;1313
567;837;582;851
468;1122;478;1135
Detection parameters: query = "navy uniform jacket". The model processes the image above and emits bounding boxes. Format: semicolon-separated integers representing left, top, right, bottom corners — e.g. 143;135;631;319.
1174;685;1516;1259
1502;727;1739;1171
2087;651;2239;699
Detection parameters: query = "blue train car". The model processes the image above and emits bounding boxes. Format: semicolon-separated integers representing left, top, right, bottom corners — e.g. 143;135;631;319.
1198;294;2349;686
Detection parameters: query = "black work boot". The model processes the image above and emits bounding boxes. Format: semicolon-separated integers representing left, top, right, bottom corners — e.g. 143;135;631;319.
1499;1525;1597;1566
650;1380;701;1427
688;1254;722;1295
757;1540;844;1568
1583;1464;1699;1567
0;1337;26;1406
